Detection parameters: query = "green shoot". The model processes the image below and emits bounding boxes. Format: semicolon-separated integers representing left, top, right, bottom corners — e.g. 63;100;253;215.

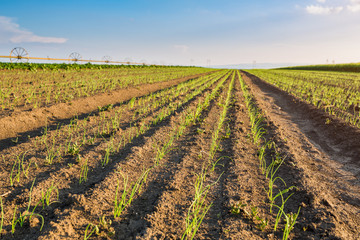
79;158;89;184
84;223;99;240
11;179;44;233
40;182;59;208
113;168;151;218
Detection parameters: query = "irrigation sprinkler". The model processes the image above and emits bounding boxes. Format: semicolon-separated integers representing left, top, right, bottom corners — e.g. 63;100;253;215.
0;48;155;65
102;56;112;63
10;47;29;63
69;52;82;63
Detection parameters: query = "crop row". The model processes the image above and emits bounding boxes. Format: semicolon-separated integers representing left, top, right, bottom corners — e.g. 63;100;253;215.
0;66;215;111
237;71;300;239
81;70;233;239
247;69;360;128
1;69;228;187
0;70;231;238
182;70;236;239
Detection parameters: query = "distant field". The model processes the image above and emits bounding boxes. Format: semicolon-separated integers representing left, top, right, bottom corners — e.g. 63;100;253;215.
279;63;360;72
0;64;212;114
247;69;360;128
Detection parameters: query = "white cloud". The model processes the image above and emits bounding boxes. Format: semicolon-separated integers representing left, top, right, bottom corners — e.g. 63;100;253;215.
306;5;343;15
0;16;67;44
174;44;189;53
347;0;360;12
317;0;327;3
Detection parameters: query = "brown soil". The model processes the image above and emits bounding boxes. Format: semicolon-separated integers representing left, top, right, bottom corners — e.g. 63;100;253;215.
0;69;359;240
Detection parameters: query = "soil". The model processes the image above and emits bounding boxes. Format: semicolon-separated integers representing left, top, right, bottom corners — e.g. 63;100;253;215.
0;69;359;239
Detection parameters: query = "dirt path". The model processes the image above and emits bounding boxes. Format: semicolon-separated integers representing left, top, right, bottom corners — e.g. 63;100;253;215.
242;71;360;239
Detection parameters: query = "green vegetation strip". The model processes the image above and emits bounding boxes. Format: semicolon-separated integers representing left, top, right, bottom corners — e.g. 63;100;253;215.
0;66;215;110
247;69;360;128
279;63;360;73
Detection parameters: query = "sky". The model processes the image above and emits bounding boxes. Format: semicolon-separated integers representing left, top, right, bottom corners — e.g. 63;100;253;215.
0;0;360;67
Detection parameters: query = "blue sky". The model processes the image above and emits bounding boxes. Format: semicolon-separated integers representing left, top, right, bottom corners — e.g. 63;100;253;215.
1;0;360;66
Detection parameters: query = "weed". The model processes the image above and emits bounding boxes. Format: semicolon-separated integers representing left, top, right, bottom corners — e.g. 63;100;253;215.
98;104;113;112
230;201;248;216
68;142;81;156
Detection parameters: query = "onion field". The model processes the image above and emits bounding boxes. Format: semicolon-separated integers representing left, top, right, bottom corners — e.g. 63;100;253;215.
0;65;359;239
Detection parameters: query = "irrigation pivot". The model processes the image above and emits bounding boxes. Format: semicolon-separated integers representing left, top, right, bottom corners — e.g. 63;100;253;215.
102;56;112;63
10;47;29;63
0;47;155;65
69;52;82;63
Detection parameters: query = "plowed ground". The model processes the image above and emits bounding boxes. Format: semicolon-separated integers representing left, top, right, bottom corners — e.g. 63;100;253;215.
0;70;359;239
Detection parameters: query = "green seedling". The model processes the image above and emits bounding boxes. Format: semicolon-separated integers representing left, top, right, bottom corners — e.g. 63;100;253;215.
182;168;223;240
256;216;269;231
250;206;259;219
113;168;151;218
68;142;81;156
11;137;19;144
79;158;89;184
282;207;301;240
40;182;59;208
230;201;248;216
84;223;99;240
272;187;297;231
11;179;44;233
98;215;115;237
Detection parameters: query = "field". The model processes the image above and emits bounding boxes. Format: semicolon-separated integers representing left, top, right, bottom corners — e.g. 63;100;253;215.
0;65;359;239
